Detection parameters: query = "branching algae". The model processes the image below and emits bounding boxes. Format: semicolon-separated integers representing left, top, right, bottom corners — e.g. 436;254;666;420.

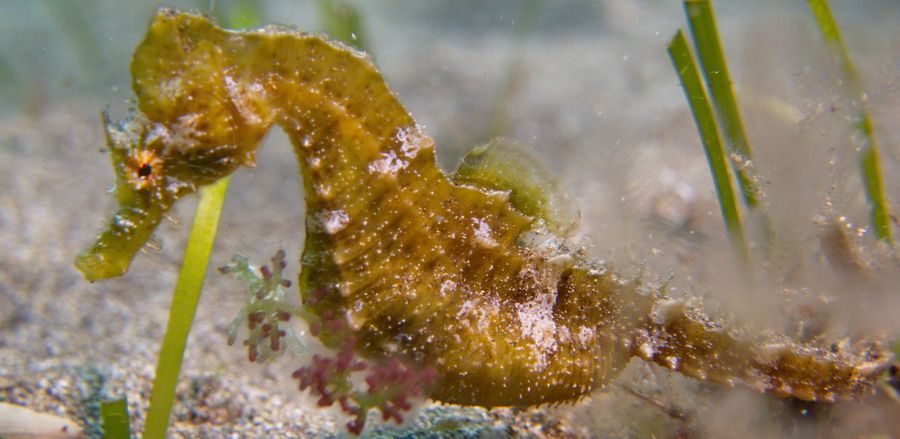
76;9;891;414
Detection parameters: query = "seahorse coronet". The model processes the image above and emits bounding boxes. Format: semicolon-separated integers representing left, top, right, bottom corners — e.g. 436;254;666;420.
76;9;891;408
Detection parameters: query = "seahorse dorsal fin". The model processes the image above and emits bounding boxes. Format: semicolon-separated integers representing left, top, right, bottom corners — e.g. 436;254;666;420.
453;138;580;236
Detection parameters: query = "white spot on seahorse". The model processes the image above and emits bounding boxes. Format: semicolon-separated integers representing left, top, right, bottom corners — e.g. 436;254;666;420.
516;291;559;371
143;123;171;145
456;297;497;333
159;78;183;100
107;116;146;149
368;150;408;178
557;325;572;344
666;356;680;370
396;125;432;159
852;360;885;377
316;209;349;235
141;113;202;150
313;182;333;200
345;308;364;331
439;279;457;296
639;342;655;359
224;74;265;125
577;326;594;348
144;113;201;150
756;341;790;366
472;218;498;249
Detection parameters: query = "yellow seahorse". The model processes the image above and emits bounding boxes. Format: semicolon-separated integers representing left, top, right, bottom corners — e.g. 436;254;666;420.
75;9;890;408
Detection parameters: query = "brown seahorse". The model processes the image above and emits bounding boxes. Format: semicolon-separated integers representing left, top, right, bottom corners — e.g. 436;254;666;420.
75;9;890;407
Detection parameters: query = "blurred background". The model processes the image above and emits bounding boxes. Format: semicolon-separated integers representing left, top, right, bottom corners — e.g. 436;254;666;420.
1;0;899;437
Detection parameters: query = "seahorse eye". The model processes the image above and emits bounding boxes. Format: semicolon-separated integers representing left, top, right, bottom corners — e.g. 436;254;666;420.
126;149;163;190
138;163;153;178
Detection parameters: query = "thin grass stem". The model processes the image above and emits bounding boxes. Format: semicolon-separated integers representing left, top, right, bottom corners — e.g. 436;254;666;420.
100;398;131;439
684;0;762;211
143;177;230;439
807;0;892;243
668;30;747;263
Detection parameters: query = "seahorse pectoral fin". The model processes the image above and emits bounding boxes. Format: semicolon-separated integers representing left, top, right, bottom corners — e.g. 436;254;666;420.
453;138;580;236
